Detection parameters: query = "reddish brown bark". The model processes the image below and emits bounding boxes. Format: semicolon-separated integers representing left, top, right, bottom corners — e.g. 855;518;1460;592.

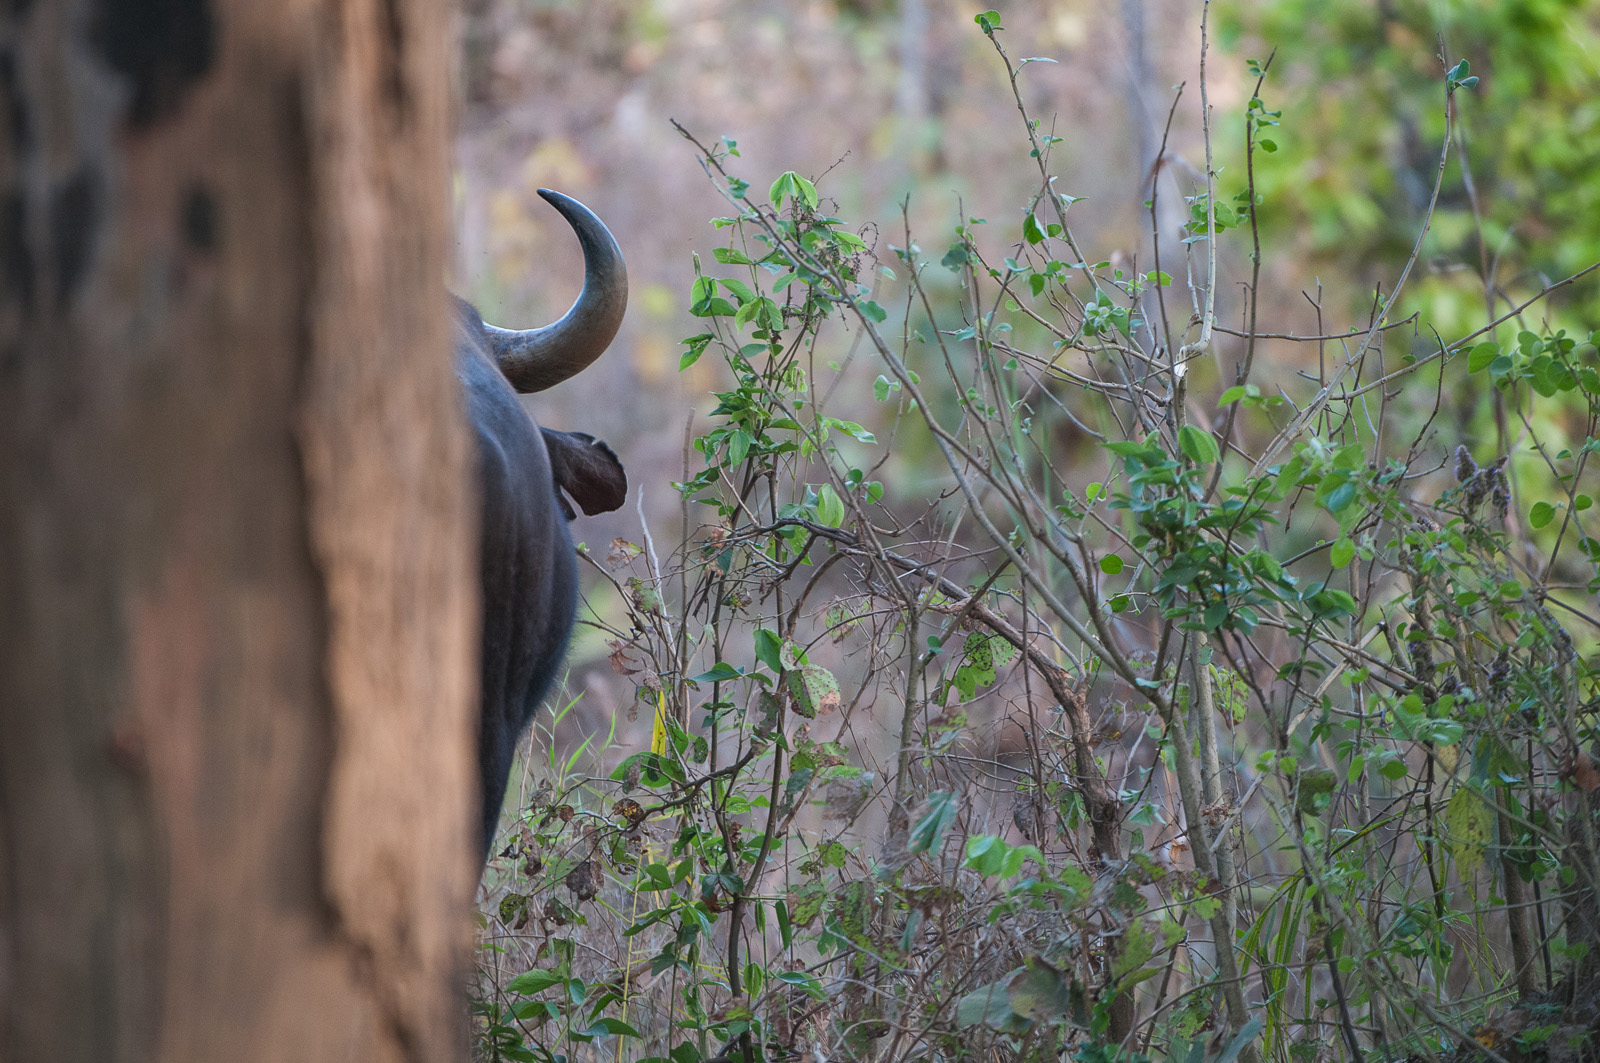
0;1;476;1060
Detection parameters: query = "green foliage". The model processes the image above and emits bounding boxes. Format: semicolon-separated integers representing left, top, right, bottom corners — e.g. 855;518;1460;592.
473;10;1600;1063
1221;0;1600;328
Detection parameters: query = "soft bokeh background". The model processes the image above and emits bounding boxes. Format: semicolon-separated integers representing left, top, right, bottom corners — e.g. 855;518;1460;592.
456;7;1600;1055
450;0;1600;754
453;0;1208;750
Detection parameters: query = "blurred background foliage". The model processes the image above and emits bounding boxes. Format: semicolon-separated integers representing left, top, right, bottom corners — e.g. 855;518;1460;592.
453;0;1209;744
451;0;1600;735
1221;0;1600;338
454;4;1600;1060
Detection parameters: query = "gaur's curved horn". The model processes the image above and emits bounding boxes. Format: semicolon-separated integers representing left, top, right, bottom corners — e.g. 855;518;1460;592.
482;189;628;393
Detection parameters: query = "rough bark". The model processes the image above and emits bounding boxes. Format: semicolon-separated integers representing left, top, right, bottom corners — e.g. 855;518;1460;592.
0;1;476;1061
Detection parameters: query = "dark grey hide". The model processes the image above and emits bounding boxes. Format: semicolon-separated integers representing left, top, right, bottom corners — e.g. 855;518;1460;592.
453;190;627;864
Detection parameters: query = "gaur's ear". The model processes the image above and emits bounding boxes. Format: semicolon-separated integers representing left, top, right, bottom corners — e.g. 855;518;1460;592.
542;429;627;519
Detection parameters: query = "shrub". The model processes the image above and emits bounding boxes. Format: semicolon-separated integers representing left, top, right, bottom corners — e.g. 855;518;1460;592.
473;11;1600;1063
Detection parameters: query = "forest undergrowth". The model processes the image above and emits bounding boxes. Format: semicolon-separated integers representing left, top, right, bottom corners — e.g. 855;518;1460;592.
470;11;1600;1063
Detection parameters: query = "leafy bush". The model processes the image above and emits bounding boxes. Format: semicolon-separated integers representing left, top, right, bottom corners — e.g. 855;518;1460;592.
472;10;1600;1063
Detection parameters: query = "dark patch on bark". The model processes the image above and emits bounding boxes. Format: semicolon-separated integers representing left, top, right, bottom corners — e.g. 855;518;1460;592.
93;0;216;128
181;183;217;252
0;50;32;154
380;0;409;117
1;191;31;310
49;167;99;307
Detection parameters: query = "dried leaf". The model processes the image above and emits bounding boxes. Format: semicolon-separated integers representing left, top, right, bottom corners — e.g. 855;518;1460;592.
565;858;600;902
755;689;784;735
608;639;643;676
612;798;648;826
824;772;874;820
605;538;642;569
1560;749;1600;793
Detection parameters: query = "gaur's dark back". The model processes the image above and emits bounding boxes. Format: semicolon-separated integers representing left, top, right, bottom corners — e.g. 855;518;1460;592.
454;300;578;859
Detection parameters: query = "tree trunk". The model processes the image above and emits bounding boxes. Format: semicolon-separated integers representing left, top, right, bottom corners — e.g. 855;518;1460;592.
0;1;476;1061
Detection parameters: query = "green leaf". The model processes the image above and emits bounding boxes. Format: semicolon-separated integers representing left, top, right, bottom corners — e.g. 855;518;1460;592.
1445;786;1490;874
1530;501;1557;529
754;628;784;673
964;834;1009;876
816;483;847;527
712;247;754;265
1178;424;1221;465
679;333;714;371
788;664;840;717
1100;554;1125;574
1216;1020;1266;1063
506;969;564;995
793;173;819;208
767;170;818;209
1421;718;1465;747
956;978;1019;1029
769;171;796;208
691;296;738;319
1295;768;1339;816
1007;957;1075;1020
1110;919;1157;985
960;631;998;688
787;882;827;927
1307;588;1358;618
823;417;877;443
858;299;888;324
639;862;673;890
775;898;793;949
1023;213;1046;246
1447;59;1478;89
1323;480;1358;516
907;791;959;854
1329;539;1356;568
579;1017;641;1039
774;970;826;999
689;662;744;683
973;9;1002;32
1468;342;1500;373
988;635;1016;667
